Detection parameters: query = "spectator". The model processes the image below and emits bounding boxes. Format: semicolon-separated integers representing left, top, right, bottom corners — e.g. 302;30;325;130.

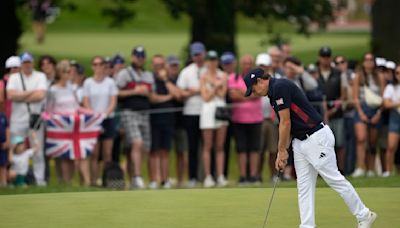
199;50;228;187
177;42;206;187
256;53;281;181
166;55;188;187
316;47;347;173
30;0;54;44
70;61;86;104
228;54;264;185
8;132;39;187
149;55;180;189
352;53;386;178
0;111;10;187
220;52;236;179
334;55;357;175
267;46;285;78
111;54;125;79
7;52;47;186
82;56;118;186
1;56;21;120
116;46;154;189
38;55;57;86
46;60;89;185
280;43;292;59
382;64;400;177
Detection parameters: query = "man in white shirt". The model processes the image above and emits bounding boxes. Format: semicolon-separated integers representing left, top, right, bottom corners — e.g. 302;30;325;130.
7;52;47;186
176;42;206;187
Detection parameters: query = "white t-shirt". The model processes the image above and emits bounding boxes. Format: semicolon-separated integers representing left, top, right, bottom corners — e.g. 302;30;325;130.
82;77;118;113
11;149;34;175
6;71;47;123
177;63;205;115
46;83;79;113
383;84;400;103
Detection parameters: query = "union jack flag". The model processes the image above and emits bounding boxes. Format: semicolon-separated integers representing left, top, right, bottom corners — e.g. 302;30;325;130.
45;112;105;160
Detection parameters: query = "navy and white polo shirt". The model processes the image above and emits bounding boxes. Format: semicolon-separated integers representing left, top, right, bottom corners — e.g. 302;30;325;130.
267;78;323;139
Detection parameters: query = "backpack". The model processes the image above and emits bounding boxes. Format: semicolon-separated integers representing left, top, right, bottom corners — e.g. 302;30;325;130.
102;162;125;190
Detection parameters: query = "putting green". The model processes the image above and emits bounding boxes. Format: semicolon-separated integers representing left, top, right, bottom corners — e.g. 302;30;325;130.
0;188;398;227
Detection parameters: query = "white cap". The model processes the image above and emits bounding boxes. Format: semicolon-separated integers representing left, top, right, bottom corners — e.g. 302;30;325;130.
386;61;396;70
5;56;21;68
375;57;386;67
255;53;272;66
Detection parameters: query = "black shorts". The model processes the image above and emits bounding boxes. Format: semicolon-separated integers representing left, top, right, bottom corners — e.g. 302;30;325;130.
99;118;116;140
0;149;7;166
233;123;262;153
151;124;174;151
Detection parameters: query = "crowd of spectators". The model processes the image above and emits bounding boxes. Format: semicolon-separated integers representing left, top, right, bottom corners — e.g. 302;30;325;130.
0;42;399;189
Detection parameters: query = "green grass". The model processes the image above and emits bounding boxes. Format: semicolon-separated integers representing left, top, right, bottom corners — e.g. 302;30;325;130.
0;188;398;227
19;31;369;75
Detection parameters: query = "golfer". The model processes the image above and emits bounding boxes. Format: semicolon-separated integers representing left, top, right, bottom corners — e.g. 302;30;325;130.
244;68;376;228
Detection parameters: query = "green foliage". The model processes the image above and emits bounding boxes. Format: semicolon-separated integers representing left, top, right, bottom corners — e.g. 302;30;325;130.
101;0;137;27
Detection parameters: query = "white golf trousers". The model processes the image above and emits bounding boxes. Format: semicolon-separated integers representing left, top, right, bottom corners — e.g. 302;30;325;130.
292;125;370;228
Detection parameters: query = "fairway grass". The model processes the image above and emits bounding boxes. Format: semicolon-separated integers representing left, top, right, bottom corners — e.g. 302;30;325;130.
0;188;398;227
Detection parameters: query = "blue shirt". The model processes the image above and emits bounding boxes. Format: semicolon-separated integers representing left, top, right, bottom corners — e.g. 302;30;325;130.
267;78;323;139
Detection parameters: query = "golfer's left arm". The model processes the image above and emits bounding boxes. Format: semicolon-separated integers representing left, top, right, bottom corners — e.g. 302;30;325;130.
276;109;290;170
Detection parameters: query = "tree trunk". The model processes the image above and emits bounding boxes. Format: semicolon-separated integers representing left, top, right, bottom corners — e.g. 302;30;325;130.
371;0;400;62
189;0;236;56
0;1;22;76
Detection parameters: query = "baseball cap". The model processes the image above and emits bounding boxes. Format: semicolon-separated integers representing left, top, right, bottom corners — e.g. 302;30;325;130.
132;46;146;58
244;68;266;97
190;42;206;56
20;52;34;63
319;46;332;57
255;53;272;66
220;52;235;65
166;55;180;65
70;60;85;75
112;54;125;66
5;56;21;68
11;136;24;145
386;61;396;70
375;57;387;67
206;50;218;60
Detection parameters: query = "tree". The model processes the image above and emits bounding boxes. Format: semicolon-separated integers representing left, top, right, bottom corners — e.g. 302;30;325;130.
371;0;400;62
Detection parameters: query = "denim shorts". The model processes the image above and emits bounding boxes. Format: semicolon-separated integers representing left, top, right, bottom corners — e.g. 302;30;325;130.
353;102;381;128
389;110;400;134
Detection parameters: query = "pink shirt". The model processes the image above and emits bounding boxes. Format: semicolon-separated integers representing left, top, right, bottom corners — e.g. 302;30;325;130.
228;73;263;124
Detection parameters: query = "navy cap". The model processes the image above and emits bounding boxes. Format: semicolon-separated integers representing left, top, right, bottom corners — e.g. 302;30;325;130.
190;42;206;56
166;55;180;65
244;68;265;97
220;52;235;64
132;46;146;58
112;54;125;65
319;46;332;57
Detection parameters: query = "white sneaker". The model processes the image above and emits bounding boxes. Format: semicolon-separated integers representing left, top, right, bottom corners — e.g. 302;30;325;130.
162;180;172;189
148;181;158;190
186;179;198;188
131;176;145;189
381;171;391;177
217;175;228;187
358;211;377;228
366;170;375;177
203;175;215;188
36;180;47;187
352;168;366;178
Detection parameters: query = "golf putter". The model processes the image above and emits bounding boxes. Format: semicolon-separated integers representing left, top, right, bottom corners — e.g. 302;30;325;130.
262;170;282;228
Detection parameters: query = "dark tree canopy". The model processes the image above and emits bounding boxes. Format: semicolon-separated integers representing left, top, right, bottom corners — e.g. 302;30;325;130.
371;0;400;62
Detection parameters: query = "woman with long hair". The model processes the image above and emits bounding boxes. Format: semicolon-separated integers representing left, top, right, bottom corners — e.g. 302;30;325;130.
382;64;400;177
46;60;90;185
352;53;386;177
83;56;118;186
199;50;228;187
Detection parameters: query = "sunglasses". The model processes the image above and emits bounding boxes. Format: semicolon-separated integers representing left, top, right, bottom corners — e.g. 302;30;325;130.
364;57;374;61
336;60;346;64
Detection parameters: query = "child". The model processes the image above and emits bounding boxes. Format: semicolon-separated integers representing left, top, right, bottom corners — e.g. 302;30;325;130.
8;131;40;187
0;112;10;187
